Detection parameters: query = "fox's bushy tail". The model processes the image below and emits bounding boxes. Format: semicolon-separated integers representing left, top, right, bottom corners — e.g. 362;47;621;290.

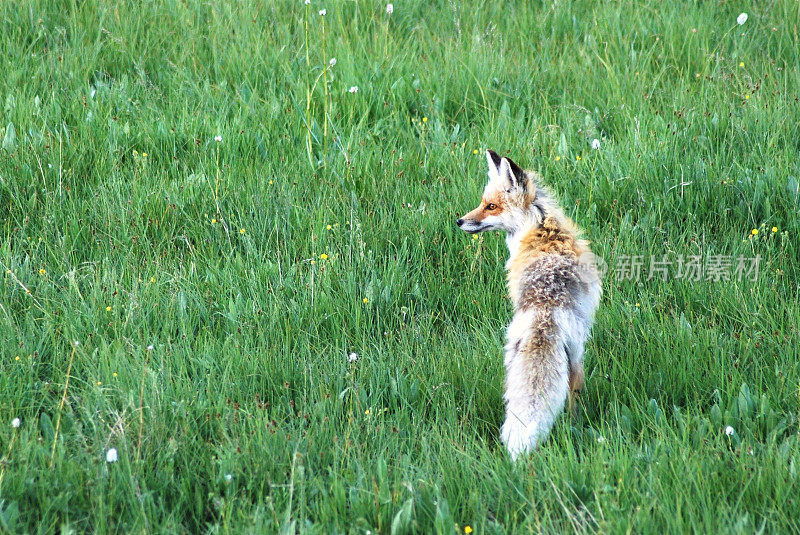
501;308;570;459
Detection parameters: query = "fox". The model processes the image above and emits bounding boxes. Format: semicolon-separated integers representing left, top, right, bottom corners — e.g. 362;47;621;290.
456;150;602;459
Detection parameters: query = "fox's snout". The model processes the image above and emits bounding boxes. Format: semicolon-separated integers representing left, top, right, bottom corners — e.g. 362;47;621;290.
456;218;464;227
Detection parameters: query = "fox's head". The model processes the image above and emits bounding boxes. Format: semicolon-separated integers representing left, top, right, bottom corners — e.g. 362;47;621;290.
456;150;543;235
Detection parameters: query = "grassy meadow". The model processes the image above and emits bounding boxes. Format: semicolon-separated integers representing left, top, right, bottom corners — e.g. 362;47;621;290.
2;0;800;532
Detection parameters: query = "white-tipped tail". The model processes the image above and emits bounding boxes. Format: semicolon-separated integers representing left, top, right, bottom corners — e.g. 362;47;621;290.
501;308;570;459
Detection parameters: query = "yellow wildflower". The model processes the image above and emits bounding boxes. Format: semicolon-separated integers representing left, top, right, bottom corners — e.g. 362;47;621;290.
473;149;478;155
320;253;328;260
39;268;46;275
772;226;778;233
363;297;369;304
751;229;758;235
240;228;246;234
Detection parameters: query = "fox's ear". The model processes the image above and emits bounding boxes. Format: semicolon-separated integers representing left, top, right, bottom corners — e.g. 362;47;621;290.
485;149;502;179
498;157;527;192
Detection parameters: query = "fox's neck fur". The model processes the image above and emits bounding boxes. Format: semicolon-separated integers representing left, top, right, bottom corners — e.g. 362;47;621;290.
504;184;589;307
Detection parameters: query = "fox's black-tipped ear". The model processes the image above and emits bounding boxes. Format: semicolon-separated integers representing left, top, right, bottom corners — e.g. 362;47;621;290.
505;156;525;185
498;156;527;192
485;150;502;174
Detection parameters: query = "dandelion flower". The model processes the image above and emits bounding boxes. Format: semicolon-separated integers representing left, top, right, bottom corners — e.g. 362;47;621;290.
772;226;778;232
326;224;332;230
211;218;217;224
555;156;561;161
363;297;369;304
473;149;478;155
39;268;46;275
348;86;359;93
591;138;601;150
106;448;118;463
422;117;427;123
472;235;478;240
329;58;337;67
348;352;358;362
739;62;744;67
725;425;735;436
12;418;20;428
386;3;393;14
106;306;112;312
318;9;326;15
737;13;748;25
464;527;472;534
751;229;758;235
364;409;370;415
240;228;246;234
214;135;222;142
15;356;20;361
320;253;328;260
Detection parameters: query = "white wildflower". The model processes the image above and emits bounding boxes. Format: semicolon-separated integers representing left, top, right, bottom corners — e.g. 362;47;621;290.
348;352;358;362
304;0;310;4
214;136;222;142
329;58;337;67
11;418;20;428
737;13;748;25
725;425;735;436
318;9;326;15
106;448;118;463
348;86;359;93
591;138;601;150
224;473;233;482
147;344;154;351
386;3;393;14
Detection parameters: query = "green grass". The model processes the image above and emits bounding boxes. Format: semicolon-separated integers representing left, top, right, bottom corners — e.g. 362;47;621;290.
1;0;799;532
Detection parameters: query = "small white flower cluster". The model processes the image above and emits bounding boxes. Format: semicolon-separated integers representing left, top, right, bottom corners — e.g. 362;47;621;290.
737;13;748;25
725;425;735;436
386;3;393;14
348;352;359;362
319;9;326;16
329;58;337;67
214;136;222;143
106;448;118;463
591;138;601;150
11;417;21;428
348;86;359;93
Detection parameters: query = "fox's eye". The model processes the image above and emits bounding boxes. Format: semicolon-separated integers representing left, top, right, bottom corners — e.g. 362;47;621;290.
485;203;497;211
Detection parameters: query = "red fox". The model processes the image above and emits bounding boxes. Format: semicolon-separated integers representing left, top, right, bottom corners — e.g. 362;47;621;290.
457;150;602;459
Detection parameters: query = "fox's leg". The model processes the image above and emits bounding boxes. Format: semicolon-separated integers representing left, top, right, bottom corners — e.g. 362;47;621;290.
568;359;584;417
